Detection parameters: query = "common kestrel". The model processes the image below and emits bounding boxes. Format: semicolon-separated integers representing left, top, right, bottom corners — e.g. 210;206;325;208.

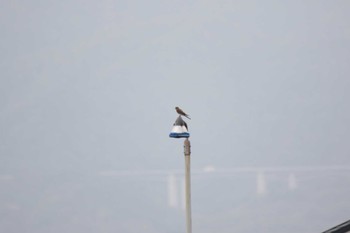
175;106;191;119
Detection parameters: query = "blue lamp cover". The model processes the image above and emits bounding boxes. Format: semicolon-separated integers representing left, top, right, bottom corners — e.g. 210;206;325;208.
169;116;190;138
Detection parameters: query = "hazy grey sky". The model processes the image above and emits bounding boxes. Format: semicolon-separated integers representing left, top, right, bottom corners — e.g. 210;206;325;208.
1;1;350;232
2;0;350;172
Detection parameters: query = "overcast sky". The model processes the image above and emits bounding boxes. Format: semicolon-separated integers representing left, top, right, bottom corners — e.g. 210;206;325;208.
2;1;350;173
1;1;350;232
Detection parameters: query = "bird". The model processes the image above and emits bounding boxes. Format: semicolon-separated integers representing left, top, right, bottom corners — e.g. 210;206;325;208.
175;106;191;119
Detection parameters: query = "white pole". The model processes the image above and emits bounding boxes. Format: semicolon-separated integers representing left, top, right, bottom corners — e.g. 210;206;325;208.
184;138;192;233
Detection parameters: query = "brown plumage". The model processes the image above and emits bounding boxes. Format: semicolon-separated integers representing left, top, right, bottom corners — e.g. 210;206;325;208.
175;106;191;119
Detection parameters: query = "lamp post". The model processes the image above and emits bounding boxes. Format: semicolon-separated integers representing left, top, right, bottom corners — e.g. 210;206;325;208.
170;116;192;233
184;138;192;233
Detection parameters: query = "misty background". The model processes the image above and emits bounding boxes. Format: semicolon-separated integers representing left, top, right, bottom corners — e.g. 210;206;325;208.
1;1;350;232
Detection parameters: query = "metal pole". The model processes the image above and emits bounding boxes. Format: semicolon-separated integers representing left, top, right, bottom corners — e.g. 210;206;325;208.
184;138;192;233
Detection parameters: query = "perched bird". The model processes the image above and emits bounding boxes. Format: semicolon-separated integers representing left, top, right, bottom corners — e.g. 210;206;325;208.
175;106;191;119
